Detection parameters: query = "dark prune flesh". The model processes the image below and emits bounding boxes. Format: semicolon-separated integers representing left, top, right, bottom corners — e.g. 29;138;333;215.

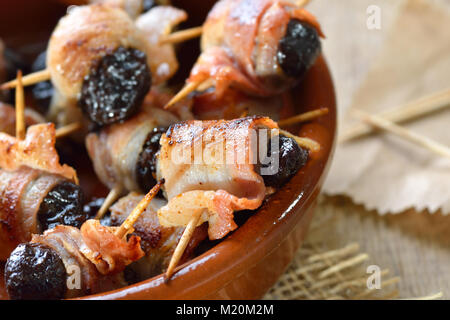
79;46;151;126
277;19;321;79
5;243;66;300
37;181;86;232
136;127;166;192
256;134;309;189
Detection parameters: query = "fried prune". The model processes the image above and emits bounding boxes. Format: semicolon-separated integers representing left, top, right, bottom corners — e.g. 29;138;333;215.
37;181;86;232
79;46;152;126
5;243;67;300
277;19;321;79
136;127;165;192
256;134;308;189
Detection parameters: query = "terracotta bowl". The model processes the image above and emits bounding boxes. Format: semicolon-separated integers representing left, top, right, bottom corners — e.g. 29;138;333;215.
0;0;336;300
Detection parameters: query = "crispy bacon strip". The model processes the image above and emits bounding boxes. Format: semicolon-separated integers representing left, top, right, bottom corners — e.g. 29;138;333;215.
136;6;188;85
0;168;38;260
254;2;291;81
159;189;263;240
189;47;264;97
0;123;78;182
80;219;145;275
89;0;144;19
157;116;278;239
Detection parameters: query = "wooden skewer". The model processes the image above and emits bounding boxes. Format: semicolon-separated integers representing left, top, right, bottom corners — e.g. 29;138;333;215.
340;88;450;143
55;122;82;139
164;80;208;109
114;180;164;239
6;69;78;140
15;71;26;140
278;108;329;127
197;78;214;91
165;211;202;281
13;71;80;140
279;129;321;153
1;69;51;90
352;109;450;160
296;0;312;7
95;184;124;220
159;26;203;45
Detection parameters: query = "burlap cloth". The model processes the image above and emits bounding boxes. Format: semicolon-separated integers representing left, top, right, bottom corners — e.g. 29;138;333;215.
264;0;450;299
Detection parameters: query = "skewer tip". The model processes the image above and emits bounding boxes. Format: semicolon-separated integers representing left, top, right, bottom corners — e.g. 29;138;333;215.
164;211;202;282
114;180;164;239
279;129;321;153
55;122;82;139
278;107;329;127
159;26;203;45
164;80;205;109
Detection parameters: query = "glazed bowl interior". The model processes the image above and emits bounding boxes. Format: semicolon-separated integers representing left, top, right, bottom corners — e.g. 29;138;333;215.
0;0;336;300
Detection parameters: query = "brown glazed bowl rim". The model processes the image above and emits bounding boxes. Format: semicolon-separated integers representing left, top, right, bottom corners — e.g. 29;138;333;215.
0;0;336;300
81;55;337;300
